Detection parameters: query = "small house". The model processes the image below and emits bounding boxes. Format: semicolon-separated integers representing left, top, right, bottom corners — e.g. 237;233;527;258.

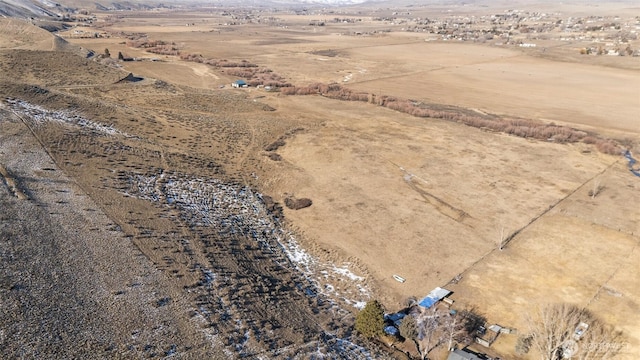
232;80;247;88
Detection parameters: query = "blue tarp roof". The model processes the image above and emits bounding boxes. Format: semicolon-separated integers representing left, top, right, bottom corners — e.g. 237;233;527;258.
418;287;451;309
384;326;399;336
384;312;406;323
234;80;246;85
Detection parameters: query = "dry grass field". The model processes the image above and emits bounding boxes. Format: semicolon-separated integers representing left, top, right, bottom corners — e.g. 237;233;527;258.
1;1;639;359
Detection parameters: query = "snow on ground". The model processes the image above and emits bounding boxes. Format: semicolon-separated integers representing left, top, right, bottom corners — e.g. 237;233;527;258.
5;99;376;358
122;171;375;358
122;171;371;310
6;98;134;138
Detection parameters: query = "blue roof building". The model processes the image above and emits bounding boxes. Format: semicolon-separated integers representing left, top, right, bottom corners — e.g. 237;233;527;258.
232;79;247;88
418;287;452;309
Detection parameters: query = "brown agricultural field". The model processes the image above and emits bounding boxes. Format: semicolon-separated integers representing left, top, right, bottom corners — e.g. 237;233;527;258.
1;1;639;359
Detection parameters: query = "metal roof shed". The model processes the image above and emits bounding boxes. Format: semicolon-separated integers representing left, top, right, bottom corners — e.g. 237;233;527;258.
418;287;452;309
446;349;487;360
232;79;247;88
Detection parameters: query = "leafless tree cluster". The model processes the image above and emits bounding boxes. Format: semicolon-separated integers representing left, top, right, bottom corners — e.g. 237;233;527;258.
179;53;259;68
176;53;292;87
126;39;181;55
526;303;625;360
280;82;369;101
398;306;480;360
282;83;623;155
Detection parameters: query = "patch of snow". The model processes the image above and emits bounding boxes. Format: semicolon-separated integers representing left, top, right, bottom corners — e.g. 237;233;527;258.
5;99;134;138
120;171;374;357
332;264;364;281
353;301;367;310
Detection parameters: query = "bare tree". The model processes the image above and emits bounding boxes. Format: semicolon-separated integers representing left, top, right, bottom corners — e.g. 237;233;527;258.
416;307;440;359
526;303;624;360
413;307;468;359
497;224;507;250
396;308;471;359
404;296;418;308
588;178;602;199
527;303;583;360
574;315;624;360
442;312;466;351
515;334;533;354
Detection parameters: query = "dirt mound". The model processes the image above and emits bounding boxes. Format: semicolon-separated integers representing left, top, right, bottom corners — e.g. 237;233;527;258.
285;196;313;210
265;138;286;151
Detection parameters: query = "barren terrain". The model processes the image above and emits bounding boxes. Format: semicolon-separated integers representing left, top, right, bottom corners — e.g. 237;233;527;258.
1;1;639;359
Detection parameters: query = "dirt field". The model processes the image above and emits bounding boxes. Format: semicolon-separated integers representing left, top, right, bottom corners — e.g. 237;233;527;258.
0;19;381;359
447;165;640;359
1;1;639;358
346;44;640;135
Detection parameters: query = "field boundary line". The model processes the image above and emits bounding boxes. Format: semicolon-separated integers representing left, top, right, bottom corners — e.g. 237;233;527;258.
447;159;619;285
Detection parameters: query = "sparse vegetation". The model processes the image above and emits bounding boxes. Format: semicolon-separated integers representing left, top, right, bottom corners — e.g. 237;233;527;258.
589;178;603;198
126;38;180;55
282;82;624;155
177;52;290;87
399;314;418;342
394;307;471;360
1;3;638;359
515;334;533;354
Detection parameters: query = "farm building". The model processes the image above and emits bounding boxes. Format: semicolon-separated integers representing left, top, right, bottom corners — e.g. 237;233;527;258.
232;79;247;88
418;287;452;309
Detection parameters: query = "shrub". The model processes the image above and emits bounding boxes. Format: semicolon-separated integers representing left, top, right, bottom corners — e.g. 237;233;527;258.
398;315;418;341
355;300;385;339
284;197;312;210
515;334;533;354
595;140;622;155
280;81;627;156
